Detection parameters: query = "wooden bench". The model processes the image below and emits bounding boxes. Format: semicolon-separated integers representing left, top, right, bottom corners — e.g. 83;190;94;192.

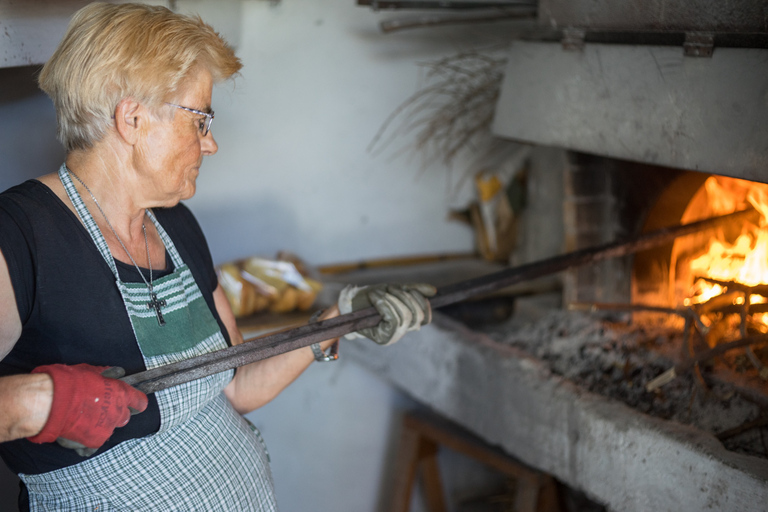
391;411;561;512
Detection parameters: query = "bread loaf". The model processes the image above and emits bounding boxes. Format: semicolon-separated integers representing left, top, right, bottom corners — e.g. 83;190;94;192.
218;256;323;317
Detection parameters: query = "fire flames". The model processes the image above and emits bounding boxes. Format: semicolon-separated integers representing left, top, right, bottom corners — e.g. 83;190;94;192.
680;176;768;329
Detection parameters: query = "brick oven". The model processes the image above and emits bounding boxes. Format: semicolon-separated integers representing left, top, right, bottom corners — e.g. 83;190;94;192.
343;1;768;510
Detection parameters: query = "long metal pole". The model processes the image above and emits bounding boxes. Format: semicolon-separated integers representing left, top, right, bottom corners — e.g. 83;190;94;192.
122;209;754;394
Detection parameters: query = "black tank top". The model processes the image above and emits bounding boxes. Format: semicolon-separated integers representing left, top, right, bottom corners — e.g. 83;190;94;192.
0;180;230;475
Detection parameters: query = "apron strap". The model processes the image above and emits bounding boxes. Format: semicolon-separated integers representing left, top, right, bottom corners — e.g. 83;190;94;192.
145;209;184;269
58;164;120;279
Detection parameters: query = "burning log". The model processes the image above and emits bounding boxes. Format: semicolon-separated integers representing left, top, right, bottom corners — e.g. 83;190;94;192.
698;277;768;299
690;276;768;377
692;302;768;318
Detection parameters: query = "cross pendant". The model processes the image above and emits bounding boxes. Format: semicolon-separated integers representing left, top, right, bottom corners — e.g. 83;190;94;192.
147;291;167;326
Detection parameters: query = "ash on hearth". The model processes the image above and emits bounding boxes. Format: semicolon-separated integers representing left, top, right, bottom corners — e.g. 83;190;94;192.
483;310;768;459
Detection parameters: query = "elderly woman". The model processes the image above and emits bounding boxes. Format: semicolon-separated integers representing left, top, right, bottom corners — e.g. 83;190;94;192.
0;3;434;511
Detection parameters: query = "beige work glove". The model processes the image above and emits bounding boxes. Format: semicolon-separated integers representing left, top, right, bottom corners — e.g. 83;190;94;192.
338;283;437;345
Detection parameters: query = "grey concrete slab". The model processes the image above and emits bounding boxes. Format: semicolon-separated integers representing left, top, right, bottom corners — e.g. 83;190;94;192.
345;313;768;511
492;42;768;183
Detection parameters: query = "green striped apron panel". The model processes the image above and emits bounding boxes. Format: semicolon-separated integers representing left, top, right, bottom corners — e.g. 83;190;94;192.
58;165;233;432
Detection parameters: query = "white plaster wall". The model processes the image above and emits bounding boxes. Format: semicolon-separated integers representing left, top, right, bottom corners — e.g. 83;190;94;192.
183;0;517;265
0;1;171;68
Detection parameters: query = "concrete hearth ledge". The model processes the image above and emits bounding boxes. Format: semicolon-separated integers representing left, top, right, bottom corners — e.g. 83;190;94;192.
344;313;768;512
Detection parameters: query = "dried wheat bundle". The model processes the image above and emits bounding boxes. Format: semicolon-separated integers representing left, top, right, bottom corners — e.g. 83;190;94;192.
369;49;508;168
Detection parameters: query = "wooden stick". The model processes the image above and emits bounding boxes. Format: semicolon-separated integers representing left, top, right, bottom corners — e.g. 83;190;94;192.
717;415;768;441
123;209;755;395
698;276;768;298
646;334;768;392
568;302;709;334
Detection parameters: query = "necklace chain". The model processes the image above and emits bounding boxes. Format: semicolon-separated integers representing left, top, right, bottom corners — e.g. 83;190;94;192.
66;167;154;291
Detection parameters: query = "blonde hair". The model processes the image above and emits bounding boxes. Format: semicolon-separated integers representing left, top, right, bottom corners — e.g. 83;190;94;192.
39;2;242;152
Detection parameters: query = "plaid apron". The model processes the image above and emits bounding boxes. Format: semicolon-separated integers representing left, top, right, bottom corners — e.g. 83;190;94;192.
18;166;277;511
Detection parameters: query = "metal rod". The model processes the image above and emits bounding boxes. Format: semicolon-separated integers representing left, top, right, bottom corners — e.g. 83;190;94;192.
122;308;383;393
316;252;476;276
123;208;755;395
379;10;535;33
357;0;535;10
430;209;756;309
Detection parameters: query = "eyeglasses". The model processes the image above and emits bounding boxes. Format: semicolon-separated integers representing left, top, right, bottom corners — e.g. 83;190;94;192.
165;103;215;136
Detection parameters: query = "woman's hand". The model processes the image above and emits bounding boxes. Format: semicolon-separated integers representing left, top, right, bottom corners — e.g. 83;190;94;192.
337;283;437;345
27;364;148;452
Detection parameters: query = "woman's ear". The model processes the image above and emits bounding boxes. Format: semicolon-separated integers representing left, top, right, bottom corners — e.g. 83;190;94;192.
113;98;145;145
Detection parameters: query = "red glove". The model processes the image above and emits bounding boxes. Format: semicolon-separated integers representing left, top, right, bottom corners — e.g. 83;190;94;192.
27;364;148;450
